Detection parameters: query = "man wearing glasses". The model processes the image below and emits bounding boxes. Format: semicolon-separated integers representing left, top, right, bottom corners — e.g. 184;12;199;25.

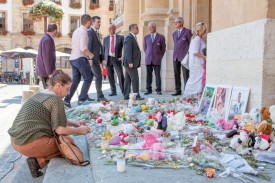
171;17;192;96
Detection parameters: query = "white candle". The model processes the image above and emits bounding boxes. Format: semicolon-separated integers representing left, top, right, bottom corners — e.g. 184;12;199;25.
117;158;126;172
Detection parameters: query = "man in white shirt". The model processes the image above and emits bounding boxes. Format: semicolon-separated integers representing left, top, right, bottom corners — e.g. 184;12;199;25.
64;14;94;108
103;24;125;96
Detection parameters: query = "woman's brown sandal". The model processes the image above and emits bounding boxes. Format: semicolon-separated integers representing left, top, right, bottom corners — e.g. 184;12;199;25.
26;157;43;178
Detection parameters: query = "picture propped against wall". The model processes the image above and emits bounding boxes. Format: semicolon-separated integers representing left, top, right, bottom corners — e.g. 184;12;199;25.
198;85;216;117
226;87;250;122
213;85;232;119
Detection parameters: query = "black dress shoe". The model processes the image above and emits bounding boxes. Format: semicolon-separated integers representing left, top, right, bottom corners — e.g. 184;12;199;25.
136;96;145;100
144;91;152;95
97;97;108;102
157;91;162;95
78;100;86;106
86;97;95;101
171;92;181;96
64;101;71;108
109;93;117;96
26;157;43;178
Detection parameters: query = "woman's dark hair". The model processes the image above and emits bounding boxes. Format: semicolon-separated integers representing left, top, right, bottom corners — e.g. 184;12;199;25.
48;70;71;88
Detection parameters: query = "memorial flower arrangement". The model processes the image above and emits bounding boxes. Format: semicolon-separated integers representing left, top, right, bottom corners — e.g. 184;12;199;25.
22;0;34;6
29;0;64;22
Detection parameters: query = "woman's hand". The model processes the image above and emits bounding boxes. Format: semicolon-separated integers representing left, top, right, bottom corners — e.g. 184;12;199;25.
77;120;89;126
78;126;91;135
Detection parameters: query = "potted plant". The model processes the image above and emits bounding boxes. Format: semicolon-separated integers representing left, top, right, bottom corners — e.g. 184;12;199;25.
69;2;81;9
29;0;64;22
89;4;100;10
0;0;7;4
21;30;36;36
0;30;8;35
22;0;34;6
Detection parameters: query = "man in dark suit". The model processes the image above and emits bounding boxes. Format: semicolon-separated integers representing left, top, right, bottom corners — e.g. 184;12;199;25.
123;24;144;100
143;22;166;95
36;23;57;89
172;16;192;96
103;24;124;96
88;16;108;102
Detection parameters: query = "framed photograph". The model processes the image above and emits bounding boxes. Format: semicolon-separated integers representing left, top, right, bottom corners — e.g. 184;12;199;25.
226;87;250;122
198;85;216;117
213;85;232;119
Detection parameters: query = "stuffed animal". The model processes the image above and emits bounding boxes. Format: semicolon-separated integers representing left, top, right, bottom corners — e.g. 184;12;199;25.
217;118;234;130
128;93;137;107
249;108;261;125
146;98;155;106
150;143;167;160
167;111;185;131
230;130;250;152
142;133;159;149
156;112;168;132
257;107;273;135
254;134;270;150
268;106;275;143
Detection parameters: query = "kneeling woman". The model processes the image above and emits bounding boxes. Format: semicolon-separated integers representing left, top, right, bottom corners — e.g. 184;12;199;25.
8;70;91;177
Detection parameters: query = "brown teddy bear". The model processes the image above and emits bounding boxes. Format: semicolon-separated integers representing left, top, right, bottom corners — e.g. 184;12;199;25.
257;107;273;135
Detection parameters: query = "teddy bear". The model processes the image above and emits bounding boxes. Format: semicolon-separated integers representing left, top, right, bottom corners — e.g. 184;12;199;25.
167;111;185;131
257;107;273;135
128;93;137;107
150;143;167;160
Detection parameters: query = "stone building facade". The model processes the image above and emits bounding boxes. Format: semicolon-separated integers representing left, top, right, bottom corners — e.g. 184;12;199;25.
112;0;275;110
0;0;114;74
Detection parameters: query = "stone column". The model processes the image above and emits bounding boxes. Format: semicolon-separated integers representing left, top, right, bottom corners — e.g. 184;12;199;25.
139;0;170;92
120;0;139;35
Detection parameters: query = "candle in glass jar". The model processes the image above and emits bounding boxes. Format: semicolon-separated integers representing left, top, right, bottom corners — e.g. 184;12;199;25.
117;158;126;172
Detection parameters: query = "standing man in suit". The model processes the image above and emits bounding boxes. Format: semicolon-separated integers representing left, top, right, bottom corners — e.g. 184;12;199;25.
36;23;57;89
143;22;166;95
64;14;94;108
172;17;192;96
123;24;144;100
88;16;108;102
103;24;124;96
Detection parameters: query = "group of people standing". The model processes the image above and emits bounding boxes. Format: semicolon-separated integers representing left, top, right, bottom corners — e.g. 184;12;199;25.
8;14;208;178
35;14;208;108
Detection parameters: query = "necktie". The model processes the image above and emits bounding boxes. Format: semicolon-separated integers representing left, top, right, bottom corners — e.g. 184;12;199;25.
111;35;115;54
178;30;181;38
151;34;154;42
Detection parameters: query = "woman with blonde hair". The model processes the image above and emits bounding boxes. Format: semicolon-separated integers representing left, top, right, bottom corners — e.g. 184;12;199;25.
184;22;207;97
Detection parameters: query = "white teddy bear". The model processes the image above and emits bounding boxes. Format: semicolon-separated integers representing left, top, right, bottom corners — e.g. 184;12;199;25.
128;93;137;107
167;111;185;131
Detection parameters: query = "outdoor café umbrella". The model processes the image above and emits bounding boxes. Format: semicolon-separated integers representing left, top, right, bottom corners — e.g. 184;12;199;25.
0;48;38;85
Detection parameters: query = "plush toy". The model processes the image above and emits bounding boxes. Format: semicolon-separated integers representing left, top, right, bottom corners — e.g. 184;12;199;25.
268;106;275;143
150;143;167;160
142;133;159;149
128;93;137;107
146;98;155;106
230;130;250;152
249;108;261;125
131;105;141;113
156;112;168;131
109;134;121;145
257;107;273;135
167;111;185;131
123;124;137;135
217;118;234;130
254;134;270;150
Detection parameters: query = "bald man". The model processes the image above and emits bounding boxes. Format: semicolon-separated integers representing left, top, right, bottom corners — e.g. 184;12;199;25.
103;24;125;96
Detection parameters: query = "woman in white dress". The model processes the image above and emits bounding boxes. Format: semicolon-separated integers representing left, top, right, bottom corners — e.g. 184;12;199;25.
184;22;207;97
